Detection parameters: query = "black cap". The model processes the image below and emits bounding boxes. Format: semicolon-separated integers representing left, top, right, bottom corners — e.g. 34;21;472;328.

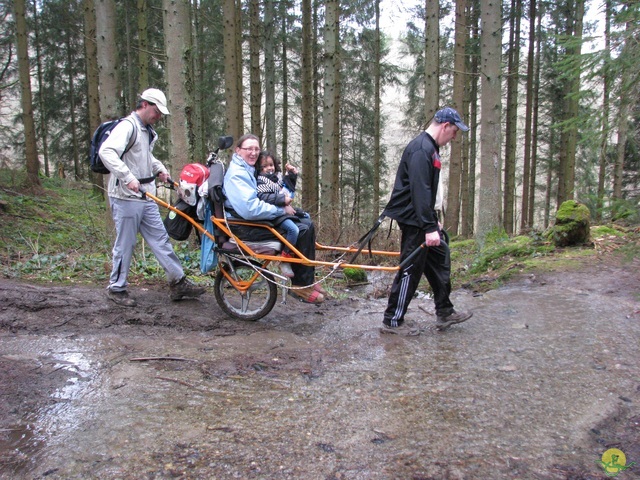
434;107;469;132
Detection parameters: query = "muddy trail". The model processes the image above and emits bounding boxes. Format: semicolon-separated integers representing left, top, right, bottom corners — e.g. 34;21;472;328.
0;255;639;479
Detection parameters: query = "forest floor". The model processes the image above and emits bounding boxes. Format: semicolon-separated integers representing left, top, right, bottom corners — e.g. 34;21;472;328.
0;248;639;479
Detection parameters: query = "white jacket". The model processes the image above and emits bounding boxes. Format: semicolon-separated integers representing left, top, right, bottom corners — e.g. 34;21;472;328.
98;113;168;201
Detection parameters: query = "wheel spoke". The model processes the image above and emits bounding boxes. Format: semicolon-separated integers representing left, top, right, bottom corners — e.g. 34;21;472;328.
214;262;277;321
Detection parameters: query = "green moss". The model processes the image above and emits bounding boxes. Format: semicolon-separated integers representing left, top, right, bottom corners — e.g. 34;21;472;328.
467;234;554;275
451;238;476;249
556;200;590;224
591;225;623;238
450;238;478;263
342;267;367;283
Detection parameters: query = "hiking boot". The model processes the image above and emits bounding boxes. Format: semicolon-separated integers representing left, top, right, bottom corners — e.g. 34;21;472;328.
436;310;473;331
279;251;295;278
107;289;137;307
380;322;420;336
170;276;206;301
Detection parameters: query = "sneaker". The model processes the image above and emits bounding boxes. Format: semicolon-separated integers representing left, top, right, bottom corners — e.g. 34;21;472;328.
435;310;473;331
170;276;206;301
380;322;420;336
279;252;295;278
107;289;137;307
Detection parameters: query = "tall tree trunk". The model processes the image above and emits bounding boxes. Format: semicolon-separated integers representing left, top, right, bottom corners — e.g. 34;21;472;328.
544;140;553;229
301;0;317;216
191;0;205;161
477;0;502;245
280;2;289;164
66;29;81;181
596;0;611;220
250;0;263;141
32;0;50;178
235;0;243;130
264;0;277;151
83;0;103;195
164;0;194;171
445;0;467;236
424;0;439;123
313;0;321;215
528;9;542;228
124;8;136;110
331;7;341;232
96;0;119;119
612;102;629;200
95;0;118;229
223;0;243;139
12;0;41;188
137;0;149;91
503;0;521;234
320;0;340;235
520;0;536;231
556;0;584;205
373;0;381;217
613;20;633;200
461;0;479;238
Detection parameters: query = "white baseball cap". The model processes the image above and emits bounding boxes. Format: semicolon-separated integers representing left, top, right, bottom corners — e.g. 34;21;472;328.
140;88;170;115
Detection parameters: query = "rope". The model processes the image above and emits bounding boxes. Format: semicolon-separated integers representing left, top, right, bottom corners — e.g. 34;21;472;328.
218;197;342;292
147;162;341;294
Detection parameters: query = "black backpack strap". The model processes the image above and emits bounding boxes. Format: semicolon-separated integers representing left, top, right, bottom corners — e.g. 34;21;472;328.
145;124;156;144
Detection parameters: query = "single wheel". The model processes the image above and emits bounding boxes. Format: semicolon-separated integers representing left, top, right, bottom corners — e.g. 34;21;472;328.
214;260;278;321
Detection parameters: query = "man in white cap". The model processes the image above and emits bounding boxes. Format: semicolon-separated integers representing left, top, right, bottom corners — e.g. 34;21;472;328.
380;106;473;335
99;88;205;307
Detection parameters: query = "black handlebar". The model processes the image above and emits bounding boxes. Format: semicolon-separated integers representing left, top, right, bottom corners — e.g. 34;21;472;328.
398;242;427;270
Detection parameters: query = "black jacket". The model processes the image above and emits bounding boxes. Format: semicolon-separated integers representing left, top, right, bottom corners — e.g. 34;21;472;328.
382;131;441;234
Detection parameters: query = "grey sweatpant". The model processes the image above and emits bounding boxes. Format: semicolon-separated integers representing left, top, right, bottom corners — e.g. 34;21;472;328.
108;198;184;292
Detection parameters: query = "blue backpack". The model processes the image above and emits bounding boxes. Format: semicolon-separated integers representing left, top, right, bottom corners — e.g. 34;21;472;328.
88;118;136;174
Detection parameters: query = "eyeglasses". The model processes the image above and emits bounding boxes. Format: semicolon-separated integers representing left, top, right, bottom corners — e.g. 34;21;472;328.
147;102;162;116
240;147;261;153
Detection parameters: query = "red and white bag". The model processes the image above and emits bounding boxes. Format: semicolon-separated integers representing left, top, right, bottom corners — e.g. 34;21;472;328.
178;163;210;206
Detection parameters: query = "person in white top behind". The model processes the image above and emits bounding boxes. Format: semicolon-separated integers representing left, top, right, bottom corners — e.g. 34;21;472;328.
99;88;206;307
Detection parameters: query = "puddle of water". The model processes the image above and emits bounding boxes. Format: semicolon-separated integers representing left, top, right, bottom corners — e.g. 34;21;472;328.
0;342;99;477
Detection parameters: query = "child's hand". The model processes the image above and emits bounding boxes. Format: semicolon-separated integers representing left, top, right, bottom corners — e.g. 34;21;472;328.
285;163;298;175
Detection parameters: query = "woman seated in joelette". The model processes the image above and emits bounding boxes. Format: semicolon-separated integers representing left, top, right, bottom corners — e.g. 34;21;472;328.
222;133;325;304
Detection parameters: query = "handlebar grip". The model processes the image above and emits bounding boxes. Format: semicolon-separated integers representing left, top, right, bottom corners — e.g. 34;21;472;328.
398;242;427;270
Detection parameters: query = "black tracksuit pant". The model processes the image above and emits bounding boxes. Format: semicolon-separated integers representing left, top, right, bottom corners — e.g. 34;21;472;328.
383;224;454;326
